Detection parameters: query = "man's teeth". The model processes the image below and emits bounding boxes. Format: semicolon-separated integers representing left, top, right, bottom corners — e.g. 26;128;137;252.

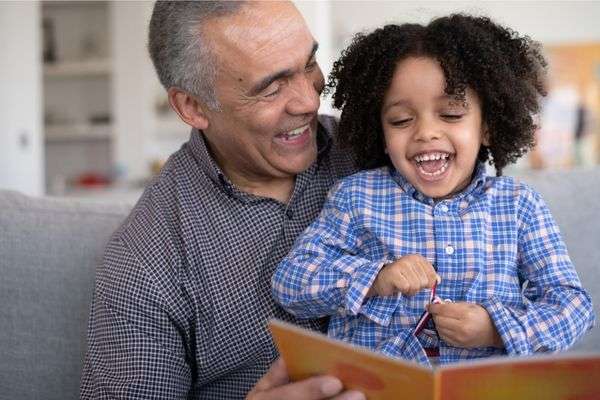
414;152;449;163
282;125;308;139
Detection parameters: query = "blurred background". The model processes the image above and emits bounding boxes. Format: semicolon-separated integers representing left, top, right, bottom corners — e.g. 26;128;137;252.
1;1;599;202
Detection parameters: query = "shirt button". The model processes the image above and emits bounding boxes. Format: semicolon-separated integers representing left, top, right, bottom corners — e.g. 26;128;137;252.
285;209;294;219
445;245;455;255
439;204;449;213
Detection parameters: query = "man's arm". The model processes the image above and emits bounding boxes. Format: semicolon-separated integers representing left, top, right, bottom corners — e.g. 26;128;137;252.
80;238;192;399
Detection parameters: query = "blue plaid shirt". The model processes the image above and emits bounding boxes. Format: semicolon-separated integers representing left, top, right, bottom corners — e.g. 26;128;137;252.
272;163;594;366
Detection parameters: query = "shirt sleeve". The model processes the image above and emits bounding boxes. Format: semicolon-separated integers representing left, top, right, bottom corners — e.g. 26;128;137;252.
80;237;192;399
272;180;401;326
482;187;595;355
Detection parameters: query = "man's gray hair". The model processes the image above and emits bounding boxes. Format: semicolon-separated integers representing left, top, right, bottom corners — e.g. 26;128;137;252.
148;1;245;110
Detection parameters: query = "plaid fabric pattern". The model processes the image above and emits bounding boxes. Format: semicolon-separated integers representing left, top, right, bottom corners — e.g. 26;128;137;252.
80;116;357;399
273;163;595;366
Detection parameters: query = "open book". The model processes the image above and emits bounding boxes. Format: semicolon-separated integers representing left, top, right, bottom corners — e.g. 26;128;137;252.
269;319;600;400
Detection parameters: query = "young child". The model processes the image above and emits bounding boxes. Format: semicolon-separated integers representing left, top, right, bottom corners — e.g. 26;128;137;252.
272;14;594;367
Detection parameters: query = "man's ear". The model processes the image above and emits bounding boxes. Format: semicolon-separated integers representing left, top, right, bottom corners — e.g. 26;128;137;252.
168;87;209;131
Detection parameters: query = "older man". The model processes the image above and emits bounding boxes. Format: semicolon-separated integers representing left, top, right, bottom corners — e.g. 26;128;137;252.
81;1;363;399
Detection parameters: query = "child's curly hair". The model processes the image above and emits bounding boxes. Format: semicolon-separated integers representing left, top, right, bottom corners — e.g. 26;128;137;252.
327;14;547;175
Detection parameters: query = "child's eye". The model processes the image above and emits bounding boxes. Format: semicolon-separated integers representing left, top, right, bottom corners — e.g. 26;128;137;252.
390;118;412;127
441;114;464;121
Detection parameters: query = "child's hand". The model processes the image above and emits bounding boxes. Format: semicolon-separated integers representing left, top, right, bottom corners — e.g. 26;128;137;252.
368;254;439;297
427;302;504;349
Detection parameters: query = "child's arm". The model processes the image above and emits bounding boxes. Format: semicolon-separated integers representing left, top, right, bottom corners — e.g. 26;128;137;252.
272;180;436;324
272;180;389;322
473;187;593;354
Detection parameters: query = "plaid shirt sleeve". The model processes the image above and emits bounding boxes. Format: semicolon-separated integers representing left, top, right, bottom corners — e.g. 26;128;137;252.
80;237;192;399
482;185;595;355
272;180;401;326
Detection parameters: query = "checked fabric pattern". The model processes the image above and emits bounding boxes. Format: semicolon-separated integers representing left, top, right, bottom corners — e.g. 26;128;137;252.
273;163;595;366
80;115;357;399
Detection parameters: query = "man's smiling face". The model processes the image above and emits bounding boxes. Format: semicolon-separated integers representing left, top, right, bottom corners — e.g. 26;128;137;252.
201;1;324;184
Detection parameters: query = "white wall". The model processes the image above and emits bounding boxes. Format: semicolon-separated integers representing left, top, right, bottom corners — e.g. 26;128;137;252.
329;1;600;51
0;1;43;196
111;1;155;181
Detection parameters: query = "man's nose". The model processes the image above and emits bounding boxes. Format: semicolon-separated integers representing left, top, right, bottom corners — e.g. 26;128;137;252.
286;73;321;116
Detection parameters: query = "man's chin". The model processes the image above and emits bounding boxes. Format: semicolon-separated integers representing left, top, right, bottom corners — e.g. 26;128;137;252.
274;150;317;177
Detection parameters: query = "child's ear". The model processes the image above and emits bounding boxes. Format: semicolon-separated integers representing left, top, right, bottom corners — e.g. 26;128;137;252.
481;124;490;146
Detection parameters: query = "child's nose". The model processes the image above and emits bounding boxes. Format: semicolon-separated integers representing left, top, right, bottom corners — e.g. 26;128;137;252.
414;119;443;142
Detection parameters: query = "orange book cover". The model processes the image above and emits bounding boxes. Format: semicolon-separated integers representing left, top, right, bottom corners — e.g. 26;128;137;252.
269;319;600;400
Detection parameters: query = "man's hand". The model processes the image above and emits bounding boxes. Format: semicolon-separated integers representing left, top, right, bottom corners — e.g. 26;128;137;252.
247;358;365;400
428;302;504;349
368;254;439;297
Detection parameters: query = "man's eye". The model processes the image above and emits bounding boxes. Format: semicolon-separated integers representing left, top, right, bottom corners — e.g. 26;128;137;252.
304;60;317;72
264;85;281;97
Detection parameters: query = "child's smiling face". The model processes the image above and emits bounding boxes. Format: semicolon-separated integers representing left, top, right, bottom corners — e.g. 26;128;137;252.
380;56;487;200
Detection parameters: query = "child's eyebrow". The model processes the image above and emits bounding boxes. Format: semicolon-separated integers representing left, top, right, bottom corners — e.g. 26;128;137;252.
382;99;410;113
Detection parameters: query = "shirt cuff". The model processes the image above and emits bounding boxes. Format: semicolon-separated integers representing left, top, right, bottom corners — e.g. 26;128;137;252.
345;261;402;327
481;296;531;355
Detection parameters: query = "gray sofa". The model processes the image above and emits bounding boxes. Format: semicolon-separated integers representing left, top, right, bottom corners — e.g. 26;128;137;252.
1;167;599;399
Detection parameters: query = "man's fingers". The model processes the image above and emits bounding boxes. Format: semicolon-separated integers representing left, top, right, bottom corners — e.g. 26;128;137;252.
332;391;367;400
251;358;289;392
251;375;344;400
248;358;366;400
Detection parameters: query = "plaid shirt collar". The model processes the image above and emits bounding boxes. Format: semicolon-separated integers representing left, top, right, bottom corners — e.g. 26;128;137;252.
389;162;489;206
187;123;332;204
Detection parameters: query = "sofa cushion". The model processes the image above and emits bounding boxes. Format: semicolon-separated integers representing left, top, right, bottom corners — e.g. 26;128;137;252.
0;190;131;400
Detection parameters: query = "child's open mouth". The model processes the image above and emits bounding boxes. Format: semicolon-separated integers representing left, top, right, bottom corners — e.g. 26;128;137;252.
413;152;452;178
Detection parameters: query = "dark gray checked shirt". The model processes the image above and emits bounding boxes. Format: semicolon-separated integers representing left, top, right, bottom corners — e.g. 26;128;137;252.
80;115;357;399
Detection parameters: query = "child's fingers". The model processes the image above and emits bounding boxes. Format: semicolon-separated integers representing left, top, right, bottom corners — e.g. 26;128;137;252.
427;302;462;319
395;264;423;296
411;261;431;288
417;258;440;287
432;314;461;331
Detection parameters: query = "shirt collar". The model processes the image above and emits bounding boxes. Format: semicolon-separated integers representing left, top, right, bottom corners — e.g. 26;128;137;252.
390;162;488;206
186;121;332;200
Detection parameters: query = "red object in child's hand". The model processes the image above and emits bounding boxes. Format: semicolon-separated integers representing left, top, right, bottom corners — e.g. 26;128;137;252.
413;281;439;336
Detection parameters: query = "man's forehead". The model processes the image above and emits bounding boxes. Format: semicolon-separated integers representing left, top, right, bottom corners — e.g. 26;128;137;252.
204;1;315;81
204;1;309;57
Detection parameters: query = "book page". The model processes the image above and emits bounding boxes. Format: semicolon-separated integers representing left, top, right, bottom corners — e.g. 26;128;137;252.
438;354;600;400
269;319;434;400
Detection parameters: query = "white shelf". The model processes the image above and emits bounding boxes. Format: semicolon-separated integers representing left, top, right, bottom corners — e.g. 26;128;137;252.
45;123;111;142
43;59;111;78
